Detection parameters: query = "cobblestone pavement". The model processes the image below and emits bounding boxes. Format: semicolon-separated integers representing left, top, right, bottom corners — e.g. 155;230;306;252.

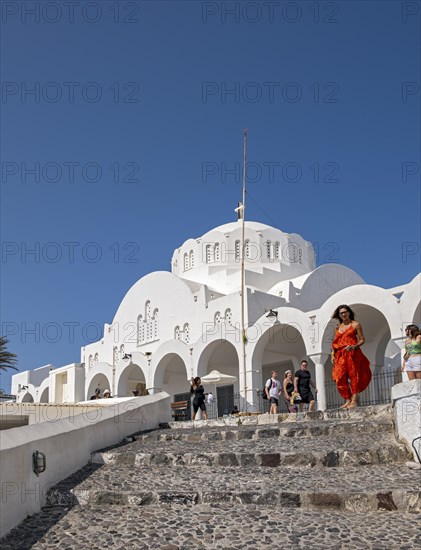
2;503;420;549
2;405;420;549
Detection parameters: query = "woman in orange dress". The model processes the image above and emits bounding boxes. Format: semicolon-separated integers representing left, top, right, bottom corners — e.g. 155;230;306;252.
331;305;371;409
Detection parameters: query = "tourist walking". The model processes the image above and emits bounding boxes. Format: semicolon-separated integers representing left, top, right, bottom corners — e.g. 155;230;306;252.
283;370;298;413
331;304;371;409
265;370;282;414
190;376;208;421
294;360;317;412
402;325;421;380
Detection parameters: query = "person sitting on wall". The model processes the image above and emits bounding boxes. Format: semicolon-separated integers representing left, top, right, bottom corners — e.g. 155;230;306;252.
132;389;139;396
103;389;112;398
231;405;240;415
90;388;101;400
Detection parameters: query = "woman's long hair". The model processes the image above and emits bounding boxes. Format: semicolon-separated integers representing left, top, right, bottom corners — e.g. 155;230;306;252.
332;304;355;323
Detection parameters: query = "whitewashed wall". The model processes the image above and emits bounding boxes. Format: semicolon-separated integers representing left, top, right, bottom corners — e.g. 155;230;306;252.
0;392;170;538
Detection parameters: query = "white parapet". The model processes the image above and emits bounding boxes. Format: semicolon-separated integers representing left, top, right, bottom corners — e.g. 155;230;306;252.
0;392;171;539
391;380;421;464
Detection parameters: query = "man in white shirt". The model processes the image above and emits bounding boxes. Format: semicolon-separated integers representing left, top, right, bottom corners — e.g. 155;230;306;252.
265;371;282;415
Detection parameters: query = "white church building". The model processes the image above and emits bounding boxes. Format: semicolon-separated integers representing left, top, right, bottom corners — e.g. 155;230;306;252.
12;220;420;412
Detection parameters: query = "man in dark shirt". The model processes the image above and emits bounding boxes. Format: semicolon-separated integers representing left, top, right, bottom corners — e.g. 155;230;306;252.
90;388;101;400
294;360;317;412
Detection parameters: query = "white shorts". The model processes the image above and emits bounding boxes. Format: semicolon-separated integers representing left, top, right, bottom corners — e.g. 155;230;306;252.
406;355;421;372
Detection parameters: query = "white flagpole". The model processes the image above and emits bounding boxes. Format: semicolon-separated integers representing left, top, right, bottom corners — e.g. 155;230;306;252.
241;129;247;412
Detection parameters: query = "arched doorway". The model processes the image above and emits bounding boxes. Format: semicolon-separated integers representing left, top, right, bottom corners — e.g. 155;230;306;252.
117;364;146;397
21;393;34;403
321;304;394;408
252;323;307;412
86;373;111;400
39;387;49;403
197;341;240;418
154;354;188;399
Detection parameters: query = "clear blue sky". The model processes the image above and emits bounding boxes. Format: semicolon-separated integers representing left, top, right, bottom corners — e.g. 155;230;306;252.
1;0;420;392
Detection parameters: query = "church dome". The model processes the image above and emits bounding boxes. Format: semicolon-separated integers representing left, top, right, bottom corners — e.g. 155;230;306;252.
171;220;316;294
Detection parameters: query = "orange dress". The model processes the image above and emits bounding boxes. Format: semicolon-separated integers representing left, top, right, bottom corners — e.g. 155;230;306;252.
332;325;371;400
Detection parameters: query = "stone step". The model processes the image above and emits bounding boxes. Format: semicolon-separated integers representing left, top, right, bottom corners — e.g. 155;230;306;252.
46;463;421;513
96;436;409;469
142;418;394;444
167;404;393;430
2;503;420;549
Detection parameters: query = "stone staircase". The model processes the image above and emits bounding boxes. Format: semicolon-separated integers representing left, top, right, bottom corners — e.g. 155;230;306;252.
2;405;421;549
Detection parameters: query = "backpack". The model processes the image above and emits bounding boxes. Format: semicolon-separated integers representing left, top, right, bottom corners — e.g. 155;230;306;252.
261;379;273;400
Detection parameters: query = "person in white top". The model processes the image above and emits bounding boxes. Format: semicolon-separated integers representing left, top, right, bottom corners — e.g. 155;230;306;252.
265;371;282;415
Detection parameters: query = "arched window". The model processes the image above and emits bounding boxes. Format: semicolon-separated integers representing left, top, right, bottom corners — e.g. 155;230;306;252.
225;309;232;325
94;353;99;363
120;344;125;358
245;239;251;259
183;323;190;344
235;240;241;261
214;311;221;325
88;355;93;369
174;326;181;340
206;244;212;264
266;241;271;259
137;314;145;345
289;243;301;263
274;241;280;260
189;250;194;268
214;243;220;262
145;300;151;319
184;253;189;271
153;309;159;340
113;347;120;366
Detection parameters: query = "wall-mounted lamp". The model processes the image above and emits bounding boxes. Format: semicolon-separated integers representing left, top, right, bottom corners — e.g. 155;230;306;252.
122;353;132;360
20;385;29;391
265;309;278;319
32;450;46;476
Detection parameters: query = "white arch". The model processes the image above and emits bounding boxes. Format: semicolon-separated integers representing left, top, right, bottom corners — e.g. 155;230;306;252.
21;392;34;403
251;307;316;357
39;387;49;403
399;274;421;327
153;352;188;398
85;363;113;399
316;284;400;344
86;372;112;400
116;363;147;397
196;339;240;380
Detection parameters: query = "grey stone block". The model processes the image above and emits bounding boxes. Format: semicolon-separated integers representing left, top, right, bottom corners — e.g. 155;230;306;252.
260;453;281;467
218;453;239;466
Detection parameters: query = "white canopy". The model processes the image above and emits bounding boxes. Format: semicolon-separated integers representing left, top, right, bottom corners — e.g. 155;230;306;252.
200;370;237;385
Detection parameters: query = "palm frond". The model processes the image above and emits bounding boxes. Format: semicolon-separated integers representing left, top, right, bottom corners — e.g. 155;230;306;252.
0;336;18;371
